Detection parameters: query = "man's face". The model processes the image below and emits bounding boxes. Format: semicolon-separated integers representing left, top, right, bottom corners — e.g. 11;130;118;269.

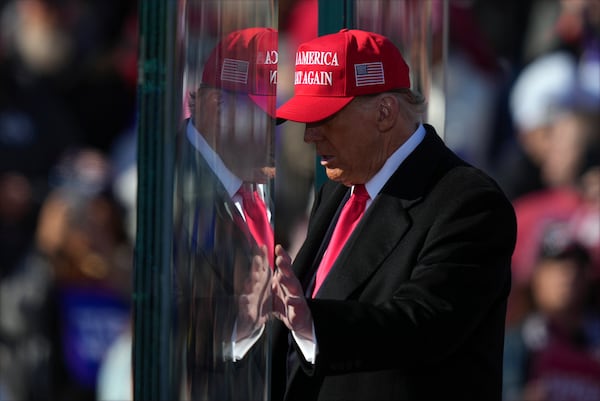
532;257;588;314
197;88;274;182
303;96;389;186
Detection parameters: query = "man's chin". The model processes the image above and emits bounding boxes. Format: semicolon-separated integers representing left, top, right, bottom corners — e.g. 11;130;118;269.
240;166;276;183
325;169;344;184
259;166;276;180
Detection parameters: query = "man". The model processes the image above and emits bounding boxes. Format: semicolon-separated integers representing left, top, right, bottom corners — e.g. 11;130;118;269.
272;28;517;401
172;27;276;400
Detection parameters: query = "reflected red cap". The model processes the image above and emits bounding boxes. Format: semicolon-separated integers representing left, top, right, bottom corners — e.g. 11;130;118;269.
202;27;278;117
276;29;410;123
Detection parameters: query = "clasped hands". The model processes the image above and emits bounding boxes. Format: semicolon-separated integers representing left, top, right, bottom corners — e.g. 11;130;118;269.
236;244;314;342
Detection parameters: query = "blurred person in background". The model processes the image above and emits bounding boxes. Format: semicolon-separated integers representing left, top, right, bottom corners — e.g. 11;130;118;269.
496;50;578;201
506;102;599;329
509;93;600;288
504;10;600;318
503;226;600;401
496;0;600;330
492;0;599;201
1;148;133;401
35;149;133;401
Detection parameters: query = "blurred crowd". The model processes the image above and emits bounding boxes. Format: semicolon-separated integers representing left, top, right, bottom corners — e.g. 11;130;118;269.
454;1;600;400
0;0;599;401
0;0;137;400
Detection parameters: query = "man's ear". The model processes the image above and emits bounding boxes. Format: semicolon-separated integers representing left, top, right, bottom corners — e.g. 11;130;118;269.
376;94;398;132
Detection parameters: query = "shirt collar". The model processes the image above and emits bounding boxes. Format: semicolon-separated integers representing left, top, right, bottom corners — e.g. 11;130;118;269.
361;123;426;202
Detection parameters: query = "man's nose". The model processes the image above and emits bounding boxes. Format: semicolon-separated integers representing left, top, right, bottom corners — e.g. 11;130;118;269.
304;125;322;143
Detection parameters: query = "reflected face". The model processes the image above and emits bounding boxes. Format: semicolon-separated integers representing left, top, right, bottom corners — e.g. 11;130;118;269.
303;97;388;186
196;88;274;182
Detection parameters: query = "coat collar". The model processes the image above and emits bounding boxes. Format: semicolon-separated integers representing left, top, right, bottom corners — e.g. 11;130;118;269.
303;125;456;299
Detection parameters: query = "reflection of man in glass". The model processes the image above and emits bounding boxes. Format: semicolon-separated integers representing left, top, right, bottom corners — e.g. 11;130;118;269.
174;27;277;400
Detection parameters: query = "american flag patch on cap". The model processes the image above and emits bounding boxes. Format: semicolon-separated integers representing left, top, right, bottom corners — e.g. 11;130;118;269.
221;58;249;84
354;62;385;86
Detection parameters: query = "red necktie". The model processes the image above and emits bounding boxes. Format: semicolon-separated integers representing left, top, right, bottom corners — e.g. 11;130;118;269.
312;184;369;297
238;184;274;268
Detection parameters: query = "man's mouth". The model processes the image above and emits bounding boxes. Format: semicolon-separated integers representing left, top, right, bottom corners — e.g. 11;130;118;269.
320;154;334;165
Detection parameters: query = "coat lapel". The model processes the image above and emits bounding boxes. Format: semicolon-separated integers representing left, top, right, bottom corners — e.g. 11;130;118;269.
311;126;450;300
314;191;411;299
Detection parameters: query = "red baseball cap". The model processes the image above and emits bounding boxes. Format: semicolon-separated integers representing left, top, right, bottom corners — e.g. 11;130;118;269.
202;27;278;117
276;29;411;123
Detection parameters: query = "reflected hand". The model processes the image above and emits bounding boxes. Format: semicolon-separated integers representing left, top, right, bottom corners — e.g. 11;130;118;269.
272;244;313;340
236;245;272;341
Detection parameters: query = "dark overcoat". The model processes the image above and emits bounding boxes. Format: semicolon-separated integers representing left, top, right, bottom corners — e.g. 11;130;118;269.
273;125;517;401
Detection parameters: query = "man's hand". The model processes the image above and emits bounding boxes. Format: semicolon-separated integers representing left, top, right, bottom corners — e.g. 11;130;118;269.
236;245;271;341
272;244;314;341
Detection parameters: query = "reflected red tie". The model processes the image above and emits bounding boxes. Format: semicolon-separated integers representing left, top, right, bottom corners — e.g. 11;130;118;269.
238;184;274;268
312;184;369;297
